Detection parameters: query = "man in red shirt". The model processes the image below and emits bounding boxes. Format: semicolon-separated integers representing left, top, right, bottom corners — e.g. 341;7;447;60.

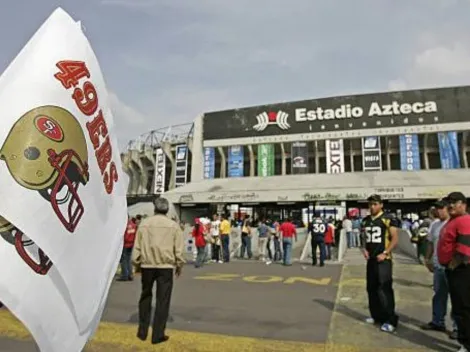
438;192;470;352
118;216;138;281
280;218;297;266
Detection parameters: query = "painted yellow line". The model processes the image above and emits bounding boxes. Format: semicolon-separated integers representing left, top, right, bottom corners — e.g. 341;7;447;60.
0;309;425;352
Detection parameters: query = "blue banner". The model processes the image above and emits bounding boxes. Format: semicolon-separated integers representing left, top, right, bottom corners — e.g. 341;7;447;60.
228;146;244;177
399;134;421;171
203;147;215;179
438;132;460;169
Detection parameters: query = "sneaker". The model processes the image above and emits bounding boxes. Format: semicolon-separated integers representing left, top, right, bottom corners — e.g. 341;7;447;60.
365;317;375;324
380;323;396;333
449;330;458;340
218;260;223;264
420;322;446;332
266;260;272;265
457;346;468;352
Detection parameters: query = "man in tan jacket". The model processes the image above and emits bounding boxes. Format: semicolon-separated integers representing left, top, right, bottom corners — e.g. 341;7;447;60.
132;197;185;345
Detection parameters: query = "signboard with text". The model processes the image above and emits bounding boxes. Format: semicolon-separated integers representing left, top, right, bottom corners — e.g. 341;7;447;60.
175;145;188;187
362;136;382;171
257;144;275;176
399;134;421;171
325;139;345;174
154;148;166;194
203;147;215;179
291;142;309;174
228;146;244;177
203;86;470;146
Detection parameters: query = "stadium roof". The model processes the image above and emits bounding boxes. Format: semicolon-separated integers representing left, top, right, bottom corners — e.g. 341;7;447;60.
164;169;469;204
126;122;194;151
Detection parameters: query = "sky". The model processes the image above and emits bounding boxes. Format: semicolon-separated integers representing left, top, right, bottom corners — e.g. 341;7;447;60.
1;0;470;149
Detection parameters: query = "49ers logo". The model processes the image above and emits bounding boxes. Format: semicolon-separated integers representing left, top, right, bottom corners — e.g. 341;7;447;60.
34;115;64;142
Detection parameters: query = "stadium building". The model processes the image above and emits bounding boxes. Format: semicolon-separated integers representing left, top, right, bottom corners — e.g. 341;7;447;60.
121;86;470;223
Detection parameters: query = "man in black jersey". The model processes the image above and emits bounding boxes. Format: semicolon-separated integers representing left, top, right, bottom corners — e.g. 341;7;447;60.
310;217;327;267
361;194;399;333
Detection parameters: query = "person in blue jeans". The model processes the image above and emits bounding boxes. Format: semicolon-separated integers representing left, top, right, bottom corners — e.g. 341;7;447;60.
421;201;458;339
240;217;252;259
280;218;297;266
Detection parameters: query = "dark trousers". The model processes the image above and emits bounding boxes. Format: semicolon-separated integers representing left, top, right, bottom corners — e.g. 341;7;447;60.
221;235;230;262
138;268;173;342
211;243;221;261
120;247;133;279
366;259;398;327
447;265;470;350
267;236;281;261
240;234;252;259
311;238;326;265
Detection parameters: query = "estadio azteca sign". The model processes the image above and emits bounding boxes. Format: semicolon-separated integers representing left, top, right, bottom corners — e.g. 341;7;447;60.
295;101;436;122
203;86;470;143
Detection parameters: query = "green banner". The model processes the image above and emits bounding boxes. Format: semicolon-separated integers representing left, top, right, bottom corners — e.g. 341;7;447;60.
257;144;275;176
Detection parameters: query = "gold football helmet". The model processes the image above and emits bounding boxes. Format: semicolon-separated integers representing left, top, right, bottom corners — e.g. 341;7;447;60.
0;106;89;232
0;216;52;275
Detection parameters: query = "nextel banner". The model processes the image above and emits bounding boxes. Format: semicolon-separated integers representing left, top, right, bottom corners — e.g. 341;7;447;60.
203;86;470;143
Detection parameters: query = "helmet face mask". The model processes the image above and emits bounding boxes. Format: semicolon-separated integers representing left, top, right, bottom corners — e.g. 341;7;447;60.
0;221;53;275
41;148;89;232
0;106;90;233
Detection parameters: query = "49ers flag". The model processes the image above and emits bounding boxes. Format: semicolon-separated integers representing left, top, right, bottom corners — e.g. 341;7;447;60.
0;8;127;351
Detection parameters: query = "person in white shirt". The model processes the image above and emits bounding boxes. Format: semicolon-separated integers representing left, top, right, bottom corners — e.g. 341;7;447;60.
210;214;222;263
342;216;354;248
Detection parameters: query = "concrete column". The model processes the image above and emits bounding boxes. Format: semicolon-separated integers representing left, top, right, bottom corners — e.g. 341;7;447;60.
190;115;204;183
130;150;147;194
314;141;319;173
385;137;391;171
161;142;175;190
128;157;140;195
349;139;355;172
461;132;468;168
280;143;287;175
248;145;255;177
217;147;226;178
120;153;134;195
423;133;429;170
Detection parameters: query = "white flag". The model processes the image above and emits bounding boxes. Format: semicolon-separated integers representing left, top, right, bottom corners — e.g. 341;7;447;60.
0;216;118;351
0;6;127;348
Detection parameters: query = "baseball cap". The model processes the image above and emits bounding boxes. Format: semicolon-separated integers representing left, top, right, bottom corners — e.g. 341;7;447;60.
367;194;383;203
434;199;448;208
444;192;467;204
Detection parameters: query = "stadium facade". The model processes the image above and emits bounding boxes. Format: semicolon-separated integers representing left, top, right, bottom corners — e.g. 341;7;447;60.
121;86;470;221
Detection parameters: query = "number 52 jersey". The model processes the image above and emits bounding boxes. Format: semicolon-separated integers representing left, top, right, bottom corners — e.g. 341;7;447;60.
361;212;400;258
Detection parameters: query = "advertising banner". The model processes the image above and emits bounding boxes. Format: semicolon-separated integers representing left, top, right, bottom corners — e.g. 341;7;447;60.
154;148;166;193
325;139;345;173
362;136;382;171
438;131;460;169
291;142;309;174
257;144;275;176
399;134;421;171
175;145;188;187
228;145;244;177
203;147;215;179
203;86;470;145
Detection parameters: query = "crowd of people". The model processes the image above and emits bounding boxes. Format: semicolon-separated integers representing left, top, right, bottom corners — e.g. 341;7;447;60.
360;192;470;352
191;215;299;266
78;191;470;351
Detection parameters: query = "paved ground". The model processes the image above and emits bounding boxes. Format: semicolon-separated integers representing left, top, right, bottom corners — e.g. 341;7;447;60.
0;252;462;352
